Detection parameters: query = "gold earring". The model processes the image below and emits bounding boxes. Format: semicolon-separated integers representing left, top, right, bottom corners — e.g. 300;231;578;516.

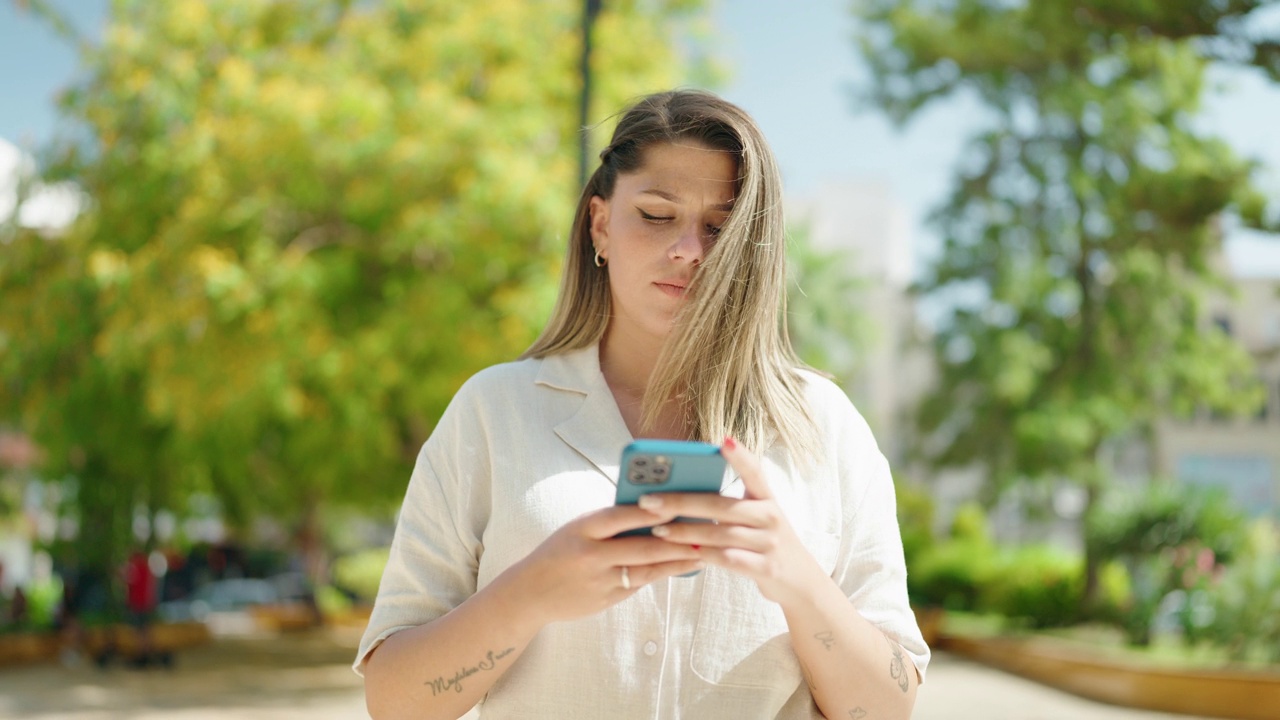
594;249;607;267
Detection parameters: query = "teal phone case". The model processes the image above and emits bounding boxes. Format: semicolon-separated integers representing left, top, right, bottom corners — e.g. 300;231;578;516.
614;440;726;545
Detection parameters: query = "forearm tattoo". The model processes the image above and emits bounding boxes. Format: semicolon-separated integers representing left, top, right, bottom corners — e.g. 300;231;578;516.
815;630;836;650
886;635;909;693
425;647;515;696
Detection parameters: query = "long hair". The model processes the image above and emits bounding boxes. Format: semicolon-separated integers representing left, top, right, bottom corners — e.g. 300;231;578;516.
522;89;818;461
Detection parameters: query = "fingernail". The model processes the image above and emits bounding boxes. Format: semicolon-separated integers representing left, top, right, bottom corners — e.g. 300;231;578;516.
639;495;662;510
722;437;736;451
691;544;700;550
651;524;670;537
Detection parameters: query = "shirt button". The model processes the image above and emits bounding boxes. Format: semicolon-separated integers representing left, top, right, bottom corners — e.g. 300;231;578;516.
643;641;659;656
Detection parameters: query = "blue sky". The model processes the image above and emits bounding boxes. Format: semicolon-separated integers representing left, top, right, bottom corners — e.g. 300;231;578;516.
3;0;1278;275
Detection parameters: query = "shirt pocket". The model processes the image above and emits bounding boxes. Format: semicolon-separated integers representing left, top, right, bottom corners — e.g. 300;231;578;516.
689;529;841;688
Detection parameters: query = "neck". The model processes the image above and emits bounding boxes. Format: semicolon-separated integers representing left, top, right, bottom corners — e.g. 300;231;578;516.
599;325;663;397
599;325;689;439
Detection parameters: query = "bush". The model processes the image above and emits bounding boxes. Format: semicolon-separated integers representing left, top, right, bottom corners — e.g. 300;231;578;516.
1085;481;1246;646
895;478;936;569
907;501;997;610
949;502;990;544
1091;560;1134;625
983;545;1082;628
332;547;390;603
908;539;998;611
316;584;354;617
1202;521;1280;663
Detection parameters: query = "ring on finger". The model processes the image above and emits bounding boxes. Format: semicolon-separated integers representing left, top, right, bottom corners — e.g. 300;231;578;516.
621;566;631;590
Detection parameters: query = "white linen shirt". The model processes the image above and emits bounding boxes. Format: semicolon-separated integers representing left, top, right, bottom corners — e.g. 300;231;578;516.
355;345;929;719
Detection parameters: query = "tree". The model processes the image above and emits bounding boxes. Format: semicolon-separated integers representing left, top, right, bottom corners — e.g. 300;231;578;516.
855;0;1275;603
786;225;873;391
0;0;707;596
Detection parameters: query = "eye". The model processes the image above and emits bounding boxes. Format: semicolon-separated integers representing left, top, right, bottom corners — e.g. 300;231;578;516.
704;224;722;238
638;209;673;223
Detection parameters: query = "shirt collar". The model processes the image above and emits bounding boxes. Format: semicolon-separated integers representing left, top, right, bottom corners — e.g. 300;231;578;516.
535;344;631;484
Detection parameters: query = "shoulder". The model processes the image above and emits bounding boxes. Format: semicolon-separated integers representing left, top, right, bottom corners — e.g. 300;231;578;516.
454;345;594;401
789;367;883;474
455;356;543;398
792;368;868;432
431;356;545;436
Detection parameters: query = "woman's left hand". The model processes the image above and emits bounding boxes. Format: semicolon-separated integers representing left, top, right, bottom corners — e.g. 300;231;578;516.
641;437;823;606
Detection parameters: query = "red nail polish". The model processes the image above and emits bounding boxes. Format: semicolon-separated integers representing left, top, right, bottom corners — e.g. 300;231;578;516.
691;545;701;551
722;437;736;451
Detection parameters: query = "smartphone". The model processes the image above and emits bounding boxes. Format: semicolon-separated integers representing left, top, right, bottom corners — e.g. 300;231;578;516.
614;439;727;549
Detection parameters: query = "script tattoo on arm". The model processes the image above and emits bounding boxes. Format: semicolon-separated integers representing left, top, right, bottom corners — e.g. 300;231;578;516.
425;647;516;697
814;630;836;650
848;708;867;719
886;635;909;693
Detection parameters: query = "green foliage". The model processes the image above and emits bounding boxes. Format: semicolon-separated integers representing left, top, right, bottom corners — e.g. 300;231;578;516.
1092;559;1136;623
1203;521;1280;663
909;538;997;611
786;225;873;388
908;501;995;610
984;545;1082;628
331;546;390;603
948;501;991;543
1;1;706;591
316;583;354;616
908;500;1085;626
854;0;1273;609
24;575;64;631
894;478;936;569
1086;482;1244;563
1085;482;1246;645
910;536;1086;627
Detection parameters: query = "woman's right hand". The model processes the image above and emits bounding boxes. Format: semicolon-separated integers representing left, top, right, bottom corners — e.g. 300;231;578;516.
502;504;703;626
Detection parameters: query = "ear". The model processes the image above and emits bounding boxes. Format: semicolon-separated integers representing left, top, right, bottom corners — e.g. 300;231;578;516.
588;195;610;255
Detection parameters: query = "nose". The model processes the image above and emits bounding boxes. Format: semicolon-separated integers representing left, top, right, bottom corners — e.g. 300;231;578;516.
669;222;705;266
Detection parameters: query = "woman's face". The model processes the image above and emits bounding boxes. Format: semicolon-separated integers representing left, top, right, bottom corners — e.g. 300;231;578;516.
589;141;737;346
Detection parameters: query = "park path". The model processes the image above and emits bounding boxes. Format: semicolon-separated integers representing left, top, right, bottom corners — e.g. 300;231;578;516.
914;651;1212;720
0;631;1214;719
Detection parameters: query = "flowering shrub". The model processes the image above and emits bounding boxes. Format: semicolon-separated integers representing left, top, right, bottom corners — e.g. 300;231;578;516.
1202;521;1280;664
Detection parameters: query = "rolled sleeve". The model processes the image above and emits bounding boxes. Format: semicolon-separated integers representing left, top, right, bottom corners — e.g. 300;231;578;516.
354;387;490;675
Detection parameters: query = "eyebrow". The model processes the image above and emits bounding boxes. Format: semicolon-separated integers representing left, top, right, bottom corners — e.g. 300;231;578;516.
640;188;735;212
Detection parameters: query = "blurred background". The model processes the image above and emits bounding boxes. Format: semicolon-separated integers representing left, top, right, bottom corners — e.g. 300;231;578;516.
1;1;1278;717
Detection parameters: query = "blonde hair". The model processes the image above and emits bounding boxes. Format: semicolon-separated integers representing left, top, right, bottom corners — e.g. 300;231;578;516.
522;89;818;461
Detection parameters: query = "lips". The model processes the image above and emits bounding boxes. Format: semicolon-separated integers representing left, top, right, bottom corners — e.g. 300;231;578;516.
654;280;689;298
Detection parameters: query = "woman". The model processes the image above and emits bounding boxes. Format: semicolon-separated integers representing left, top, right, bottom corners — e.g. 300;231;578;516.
357;90;929;719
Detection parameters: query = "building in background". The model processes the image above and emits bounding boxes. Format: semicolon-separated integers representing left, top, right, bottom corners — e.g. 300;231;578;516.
1154;266;1280;520
788;180;930;468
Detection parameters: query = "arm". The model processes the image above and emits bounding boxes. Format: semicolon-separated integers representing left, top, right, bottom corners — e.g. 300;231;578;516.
778;563;917;719
363;567;537;720
645;437;917;720
363;504;705;720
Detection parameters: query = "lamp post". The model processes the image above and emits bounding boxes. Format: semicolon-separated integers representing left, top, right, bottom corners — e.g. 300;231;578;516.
579;0;603;189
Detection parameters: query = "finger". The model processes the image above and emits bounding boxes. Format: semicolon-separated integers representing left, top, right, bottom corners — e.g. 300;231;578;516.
650;520;773;553
721;437;772;500
579;504;672;540
695;545;767;576
639;493;774;527
622;558;708;588
603;535;704;566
